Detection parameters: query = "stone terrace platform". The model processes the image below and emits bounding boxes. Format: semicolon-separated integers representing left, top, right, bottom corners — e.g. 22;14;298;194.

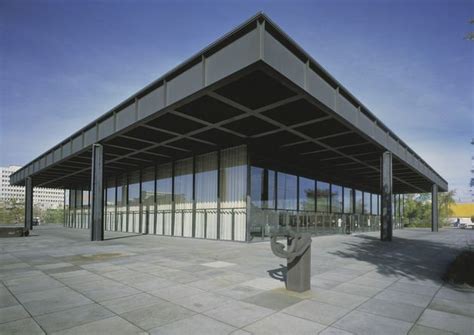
1;226;473;334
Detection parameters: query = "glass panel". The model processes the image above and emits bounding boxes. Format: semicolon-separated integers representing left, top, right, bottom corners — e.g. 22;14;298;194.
75;189;82;228
116;175;127;232
220;146;247;241
141;166;155;233
343;187;353;213
277;172;297;210
355;190;363;214
82;190;90;229
251;167;276;209
195;152;218;239
156;163;172;235
371;193;378;216
331;184;343;213
64;190;70;226
251;166;263;209
105;178;116;231
174;157;193;237
299;177;315;212
128;171;140;233
363;192;371;214
316;181;330;212
69;189;76;227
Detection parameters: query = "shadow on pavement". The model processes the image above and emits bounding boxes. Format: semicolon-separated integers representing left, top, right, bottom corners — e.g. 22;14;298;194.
329;234;464;282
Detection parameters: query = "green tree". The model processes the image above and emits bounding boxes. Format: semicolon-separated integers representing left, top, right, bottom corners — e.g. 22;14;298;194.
404;190;456;227
0;199;25;225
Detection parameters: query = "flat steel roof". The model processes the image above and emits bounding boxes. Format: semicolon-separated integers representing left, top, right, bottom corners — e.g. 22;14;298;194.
10;12;447;193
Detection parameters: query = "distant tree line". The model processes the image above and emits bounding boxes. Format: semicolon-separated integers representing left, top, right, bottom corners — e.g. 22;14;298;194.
404;190;455;227
0;199;64;225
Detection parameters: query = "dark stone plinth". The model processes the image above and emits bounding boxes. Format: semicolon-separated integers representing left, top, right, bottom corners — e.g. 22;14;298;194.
0;226;29;237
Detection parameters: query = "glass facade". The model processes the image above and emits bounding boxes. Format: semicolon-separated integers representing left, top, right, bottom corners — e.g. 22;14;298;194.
105;178;116;231
128;171;140;233
141;167;155;234
65;144;401;241
316;182;330;212
174;158;193;237
116;175;127;232
331;184;343;213
277;172;297;210
299;177;315;212
343;187;353;214
251;167;275;209
355;190;363;214
195;152;218;239
363;192;371;214
220;146;247;241
156;163;172;235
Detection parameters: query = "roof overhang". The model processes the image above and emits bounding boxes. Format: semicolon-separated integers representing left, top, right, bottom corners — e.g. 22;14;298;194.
10;13;448;193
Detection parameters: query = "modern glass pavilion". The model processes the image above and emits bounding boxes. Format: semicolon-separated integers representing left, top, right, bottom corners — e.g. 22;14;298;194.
10;13;447;242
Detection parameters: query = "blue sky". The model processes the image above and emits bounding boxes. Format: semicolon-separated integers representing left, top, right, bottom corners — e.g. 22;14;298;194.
1;0;472;200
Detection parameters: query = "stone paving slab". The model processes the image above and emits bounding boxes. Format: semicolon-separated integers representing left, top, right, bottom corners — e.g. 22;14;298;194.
34;303;114;333
244;312;326;334
0;317;45;335
333;310;413;335
50;316;146;335
417;309;474;335
1;225;473;334
0;304;30;324
120;302;195;330
149;314;236;335
204;300;274;328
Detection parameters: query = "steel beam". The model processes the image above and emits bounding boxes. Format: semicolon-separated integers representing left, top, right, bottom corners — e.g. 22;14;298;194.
432;184;438;232
381;151;393;241
24;177;33;231
90;144;104;241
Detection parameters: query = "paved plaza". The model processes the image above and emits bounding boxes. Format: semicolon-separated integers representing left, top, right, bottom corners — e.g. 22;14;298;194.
1;226;473;335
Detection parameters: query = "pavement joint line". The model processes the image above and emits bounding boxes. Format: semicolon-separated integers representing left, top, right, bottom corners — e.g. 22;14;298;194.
45;277;149;333
2;280;49;334
2;226;473;334
405;266;449;333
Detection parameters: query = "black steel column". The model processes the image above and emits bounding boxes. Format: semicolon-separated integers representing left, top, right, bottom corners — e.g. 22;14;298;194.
90;144;104;241
245;149;252;242
24;176;33;231
381;151;393;241
431;184;438;232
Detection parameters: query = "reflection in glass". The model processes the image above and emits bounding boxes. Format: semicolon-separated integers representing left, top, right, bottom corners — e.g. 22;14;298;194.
355;190;363;214
371;193;378;216
363;192;371;214
105;178;116;231
277;172;297;210
299;177;315;212
331;184;343;213
343;187;353;213
141;166;155;233
128;171;140;233
317;181;330;212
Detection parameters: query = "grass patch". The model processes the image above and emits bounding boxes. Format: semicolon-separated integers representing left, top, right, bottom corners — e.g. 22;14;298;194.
444;250;474;287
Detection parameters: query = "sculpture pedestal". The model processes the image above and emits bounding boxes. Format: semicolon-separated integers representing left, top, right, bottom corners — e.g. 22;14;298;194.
271;231;312;293
286;238;311;292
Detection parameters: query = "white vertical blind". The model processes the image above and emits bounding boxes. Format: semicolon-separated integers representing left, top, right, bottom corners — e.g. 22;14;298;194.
220;146;247;241
174;158;193;237
156;163;172;235
195;152;218;239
